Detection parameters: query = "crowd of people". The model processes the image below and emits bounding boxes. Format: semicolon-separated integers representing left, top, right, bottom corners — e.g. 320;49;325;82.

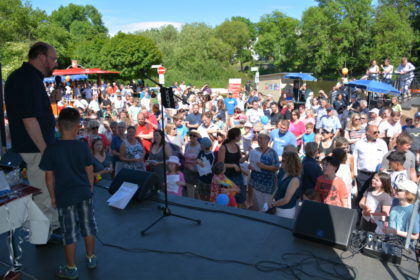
46;61;420;229
4;41;420;279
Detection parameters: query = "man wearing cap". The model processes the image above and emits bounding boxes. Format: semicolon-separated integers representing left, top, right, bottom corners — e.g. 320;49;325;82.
368;108;382;126
317;106;341;137
353;125;388;203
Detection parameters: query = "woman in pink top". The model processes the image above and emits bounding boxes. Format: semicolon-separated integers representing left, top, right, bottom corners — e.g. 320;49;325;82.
289;110;306;147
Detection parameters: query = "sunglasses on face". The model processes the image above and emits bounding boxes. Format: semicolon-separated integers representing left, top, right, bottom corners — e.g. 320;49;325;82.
372;131;380;135
91;126;99;129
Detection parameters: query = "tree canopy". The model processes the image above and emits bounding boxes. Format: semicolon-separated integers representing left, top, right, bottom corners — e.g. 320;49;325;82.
1;0;418;85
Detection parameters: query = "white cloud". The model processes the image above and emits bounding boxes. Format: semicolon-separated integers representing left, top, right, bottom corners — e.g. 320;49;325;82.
109;21;184;36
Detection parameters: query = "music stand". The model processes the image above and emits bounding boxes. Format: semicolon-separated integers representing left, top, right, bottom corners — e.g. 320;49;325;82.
140;73;201;235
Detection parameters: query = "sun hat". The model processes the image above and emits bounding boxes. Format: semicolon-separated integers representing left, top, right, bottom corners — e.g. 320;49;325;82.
167;156;180;166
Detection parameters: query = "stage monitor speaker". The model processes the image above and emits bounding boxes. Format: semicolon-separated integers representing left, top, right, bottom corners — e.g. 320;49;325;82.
293;200;357;250
108;168;158;201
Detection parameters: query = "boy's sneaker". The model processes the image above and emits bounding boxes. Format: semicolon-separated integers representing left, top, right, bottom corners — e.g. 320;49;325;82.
56;265;78;279
86;255;97;269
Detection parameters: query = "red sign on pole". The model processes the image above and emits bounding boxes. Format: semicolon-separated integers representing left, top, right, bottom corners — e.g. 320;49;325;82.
157;66;166;75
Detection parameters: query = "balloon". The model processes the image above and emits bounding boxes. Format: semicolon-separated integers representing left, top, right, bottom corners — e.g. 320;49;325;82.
65;75;71;82
216;194;229;205
341;68;348;75
260;115;269;125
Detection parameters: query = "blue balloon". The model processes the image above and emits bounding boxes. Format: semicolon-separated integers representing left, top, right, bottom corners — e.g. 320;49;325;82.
216;194;229;205
260;115;269;125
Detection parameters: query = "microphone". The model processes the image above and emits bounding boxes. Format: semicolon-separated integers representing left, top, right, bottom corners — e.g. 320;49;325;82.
55;75;62;89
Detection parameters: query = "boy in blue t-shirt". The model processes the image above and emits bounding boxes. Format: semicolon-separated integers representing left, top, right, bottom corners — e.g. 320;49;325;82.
39;107;97;279
302;122;315;146
385;180;419;242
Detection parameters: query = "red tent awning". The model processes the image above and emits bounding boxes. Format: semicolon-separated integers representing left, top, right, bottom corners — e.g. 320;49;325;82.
53;68;120;76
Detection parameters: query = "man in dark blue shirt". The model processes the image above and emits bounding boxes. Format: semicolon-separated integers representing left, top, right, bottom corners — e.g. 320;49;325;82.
5;42;59;230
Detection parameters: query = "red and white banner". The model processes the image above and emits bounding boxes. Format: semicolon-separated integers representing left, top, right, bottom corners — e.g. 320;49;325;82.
228;78;241;98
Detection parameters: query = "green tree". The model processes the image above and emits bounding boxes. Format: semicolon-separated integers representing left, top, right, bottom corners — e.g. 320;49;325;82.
299;6;336;76
254;11;300;72
215;20;251;71
50;4;107;40
98;32;162;79
370;5;415;64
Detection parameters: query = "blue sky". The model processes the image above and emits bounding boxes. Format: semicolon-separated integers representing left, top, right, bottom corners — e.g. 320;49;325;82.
29;0;317;35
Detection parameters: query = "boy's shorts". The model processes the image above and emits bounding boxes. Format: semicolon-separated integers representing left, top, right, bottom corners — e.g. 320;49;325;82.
197;180;210;198
58;198;97;245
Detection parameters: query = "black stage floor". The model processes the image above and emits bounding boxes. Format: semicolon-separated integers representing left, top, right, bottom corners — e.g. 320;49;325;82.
1;187;419;280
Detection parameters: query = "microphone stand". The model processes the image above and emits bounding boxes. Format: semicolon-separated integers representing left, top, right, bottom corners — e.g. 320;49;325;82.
140;73;201;235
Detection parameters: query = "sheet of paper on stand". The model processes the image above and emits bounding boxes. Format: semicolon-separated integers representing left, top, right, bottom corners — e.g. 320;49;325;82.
107;182;138;209
248;149;262;172
167;174;180;193
197;159;212;176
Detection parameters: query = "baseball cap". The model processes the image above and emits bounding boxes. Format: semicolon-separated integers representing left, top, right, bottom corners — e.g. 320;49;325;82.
369;108;379;115
199;137;212;149
397;180;418;195
415;112;420;119
244;122;253;128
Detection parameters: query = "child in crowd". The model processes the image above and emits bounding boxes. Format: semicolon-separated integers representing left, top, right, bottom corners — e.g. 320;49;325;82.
314;156;349;208
385;180;419;242
391;96;402;113
210;162;240;207
386;151;408;192
39;107;97;279
197;137;215;201
302;122;315;146
166;156;185;196
359;172;393;234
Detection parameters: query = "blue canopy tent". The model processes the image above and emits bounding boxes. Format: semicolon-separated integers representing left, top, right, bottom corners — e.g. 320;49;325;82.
283;73;317;102
346;80;400;107
347;80;400;96
43;74;88;83
283;73;317;81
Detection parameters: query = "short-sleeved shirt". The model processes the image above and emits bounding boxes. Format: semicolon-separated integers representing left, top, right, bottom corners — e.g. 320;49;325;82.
362;188;392;215
5;62;56;152
39;140;93;208
186;113;202;127
315;175;348;207
406;127;420;154
381;149;416;178
197;151;215;184
136;124;154;153
269;129;297;157
176;124;189;138
390;204;419;234
224;98;237;115
302;132;315;143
